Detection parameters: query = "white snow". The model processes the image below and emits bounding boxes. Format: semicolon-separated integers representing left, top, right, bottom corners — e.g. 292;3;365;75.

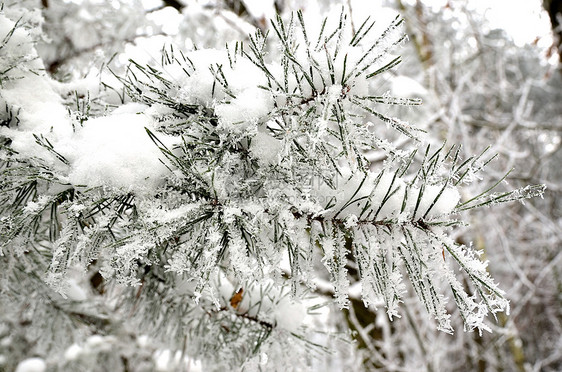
215;86;274;131
250;130;282;165
65;112;177;192
0;73;71;139
315;167;460;220
65;278;88;302
154;349;202;372
371;171;406;219
0;14;72;165
22;196;52;216
2;15;179;194
111;102;150;115
428;186;461;216
391;75;428;97
242;0;276;20
411;184;461;219
155;349;173;371
317;169;377;218
64;344;83;361
86;335;105;347
215;273;307;333
14;358;46;372
273;297;306;333
175;49;268;106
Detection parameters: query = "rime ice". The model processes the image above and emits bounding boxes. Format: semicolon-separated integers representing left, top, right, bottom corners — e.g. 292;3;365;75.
0;5;546;372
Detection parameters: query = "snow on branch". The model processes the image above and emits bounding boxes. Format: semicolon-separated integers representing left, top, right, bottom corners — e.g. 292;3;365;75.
0;6;546;368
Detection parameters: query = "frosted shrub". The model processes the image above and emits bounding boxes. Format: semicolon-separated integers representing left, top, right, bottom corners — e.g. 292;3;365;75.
0;4;545;371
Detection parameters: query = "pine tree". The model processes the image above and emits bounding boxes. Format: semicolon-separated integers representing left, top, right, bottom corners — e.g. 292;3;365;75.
0;2;545;371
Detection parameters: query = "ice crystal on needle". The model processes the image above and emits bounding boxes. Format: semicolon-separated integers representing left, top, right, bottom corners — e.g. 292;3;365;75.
0;5;546;371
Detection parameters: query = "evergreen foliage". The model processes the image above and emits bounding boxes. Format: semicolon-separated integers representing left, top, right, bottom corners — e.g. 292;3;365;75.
0;2;548;371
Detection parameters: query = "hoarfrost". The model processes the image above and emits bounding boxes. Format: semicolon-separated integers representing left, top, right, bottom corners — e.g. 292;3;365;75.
14;358;46;372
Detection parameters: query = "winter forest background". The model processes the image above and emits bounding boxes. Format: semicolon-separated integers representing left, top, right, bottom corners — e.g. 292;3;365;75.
0;0;561;371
